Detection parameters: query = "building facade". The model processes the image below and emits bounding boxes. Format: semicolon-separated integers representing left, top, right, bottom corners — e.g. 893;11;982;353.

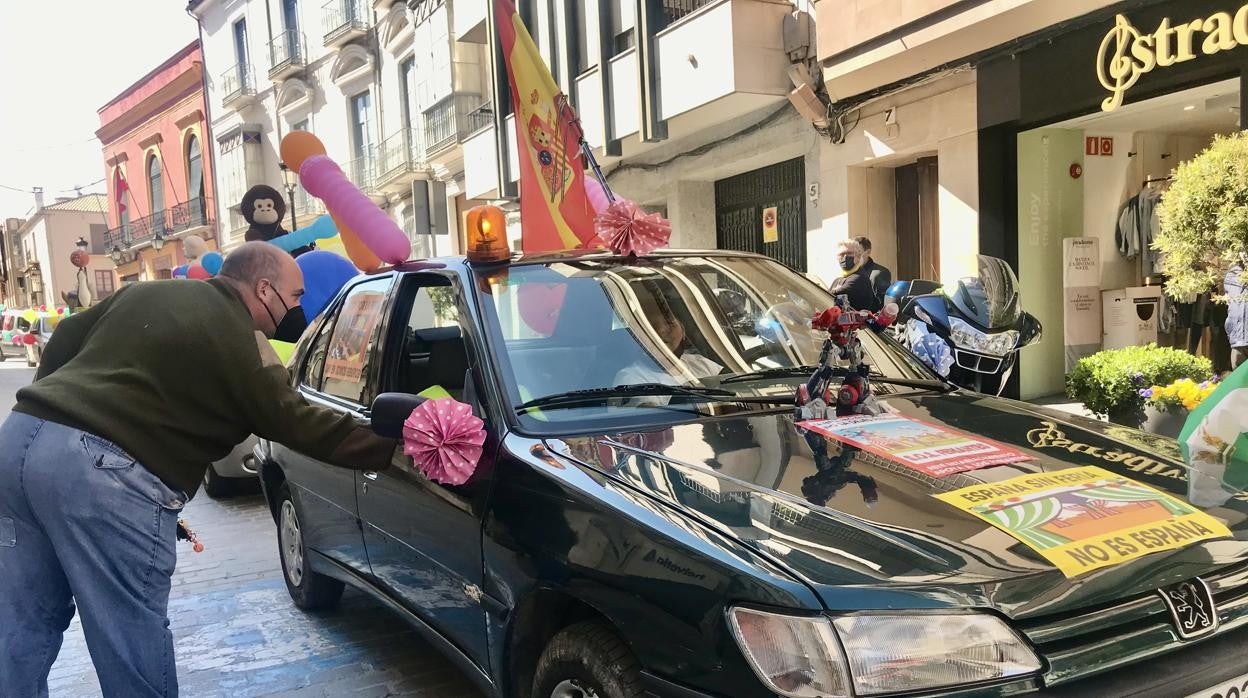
814;0;1248;398
5;193;113;309
97;41;218;284
190;0;820;265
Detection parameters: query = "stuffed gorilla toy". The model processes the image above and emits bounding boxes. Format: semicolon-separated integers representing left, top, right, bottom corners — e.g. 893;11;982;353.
241;185;313;257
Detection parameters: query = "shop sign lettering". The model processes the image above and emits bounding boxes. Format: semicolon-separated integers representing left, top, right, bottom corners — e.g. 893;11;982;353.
1098;8;1248;112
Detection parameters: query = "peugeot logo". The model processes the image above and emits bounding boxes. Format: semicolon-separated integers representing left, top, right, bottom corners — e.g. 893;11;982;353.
1158;577;1219;640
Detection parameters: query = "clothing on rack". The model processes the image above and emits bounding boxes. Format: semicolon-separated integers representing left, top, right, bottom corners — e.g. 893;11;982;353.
1114;183;1166;275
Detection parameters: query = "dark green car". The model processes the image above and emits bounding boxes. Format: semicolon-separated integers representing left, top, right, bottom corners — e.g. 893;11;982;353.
259;250;1248;698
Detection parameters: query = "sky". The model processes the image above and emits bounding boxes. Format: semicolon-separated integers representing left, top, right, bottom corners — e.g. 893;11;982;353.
0;1;200;221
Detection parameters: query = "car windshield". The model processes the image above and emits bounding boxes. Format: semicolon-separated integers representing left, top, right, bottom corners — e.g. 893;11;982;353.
476;255;939;430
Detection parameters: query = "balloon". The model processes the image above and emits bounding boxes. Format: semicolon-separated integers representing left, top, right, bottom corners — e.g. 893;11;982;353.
280;130;327;172
70;249;89;268
328;212;382;272
187;265;212;280
270;214;338;253
583;171;611;215
21;309;37;324
183;234;208;261
22;333;36;346
1;331;11;343
296;250;359;320
172;264;189;279
316;233;347;257
270;340;296;365
38;305;46;312
300;155;408;265
201;252;223;276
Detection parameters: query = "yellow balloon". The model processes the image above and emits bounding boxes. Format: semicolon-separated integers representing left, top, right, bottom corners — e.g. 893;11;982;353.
21;309;37;324
270;340;296;365
317;234;347;257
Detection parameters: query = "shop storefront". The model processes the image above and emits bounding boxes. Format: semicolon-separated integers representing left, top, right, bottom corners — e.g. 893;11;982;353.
978;0;1248;399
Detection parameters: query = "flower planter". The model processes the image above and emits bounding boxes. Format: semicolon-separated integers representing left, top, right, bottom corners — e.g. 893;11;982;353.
1141;405;1188;439
1107;407;1145;430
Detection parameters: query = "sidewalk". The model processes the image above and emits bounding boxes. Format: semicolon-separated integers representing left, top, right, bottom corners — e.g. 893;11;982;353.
48;493;482;697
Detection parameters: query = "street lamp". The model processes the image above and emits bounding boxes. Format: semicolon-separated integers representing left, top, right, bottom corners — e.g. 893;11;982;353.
280;161;298;231
110;245;123;264
75;237;89;253
152;232;166;252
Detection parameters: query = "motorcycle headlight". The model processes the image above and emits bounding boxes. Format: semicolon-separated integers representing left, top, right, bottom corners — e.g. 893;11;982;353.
729;608;1040;697
949;318;1018;356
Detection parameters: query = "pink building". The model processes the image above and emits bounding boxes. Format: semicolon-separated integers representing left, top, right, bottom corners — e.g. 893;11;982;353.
97;41;217;284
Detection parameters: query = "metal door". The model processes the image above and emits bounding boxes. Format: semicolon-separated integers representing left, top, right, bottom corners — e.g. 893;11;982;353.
714;157;806;271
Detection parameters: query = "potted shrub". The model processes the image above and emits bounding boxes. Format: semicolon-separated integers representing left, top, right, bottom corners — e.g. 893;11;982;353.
1139;377;1220;439
1066;344;1212;426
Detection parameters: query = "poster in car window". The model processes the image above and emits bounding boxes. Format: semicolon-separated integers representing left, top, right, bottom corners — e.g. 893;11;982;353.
798;413;1030;477
324;291;386;386
936;466;1232;577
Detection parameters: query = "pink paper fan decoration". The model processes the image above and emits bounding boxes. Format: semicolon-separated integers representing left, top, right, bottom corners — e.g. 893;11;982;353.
595;199;671;257
402;399;486;486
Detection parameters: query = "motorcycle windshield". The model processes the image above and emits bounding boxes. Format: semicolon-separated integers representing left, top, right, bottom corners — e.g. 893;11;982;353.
950;256;1021;330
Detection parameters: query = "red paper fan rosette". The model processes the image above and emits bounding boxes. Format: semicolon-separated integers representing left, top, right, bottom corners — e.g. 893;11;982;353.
595;199;671;257
402;398;486;486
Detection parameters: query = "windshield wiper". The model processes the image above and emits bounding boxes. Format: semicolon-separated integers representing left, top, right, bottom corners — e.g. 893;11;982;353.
515;383;793;413
719;365;830;385
721;366;953;394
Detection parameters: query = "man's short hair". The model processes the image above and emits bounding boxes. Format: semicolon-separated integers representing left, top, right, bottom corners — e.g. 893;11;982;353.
838;239;865;258
853;236;873;252
218;242;286;285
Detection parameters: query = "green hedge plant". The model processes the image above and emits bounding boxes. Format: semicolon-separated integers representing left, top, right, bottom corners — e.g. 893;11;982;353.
1155;131;1248;299
1066;344;1212;418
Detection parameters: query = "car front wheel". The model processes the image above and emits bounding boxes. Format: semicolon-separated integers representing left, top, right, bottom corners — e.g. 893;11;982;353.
202;463;235;499
276;482;344;610
532;622;646;698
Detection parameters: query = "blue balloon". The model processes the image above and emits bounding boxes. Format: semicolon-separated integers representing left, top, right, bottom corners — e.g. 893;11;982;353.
172;264;189;279
200;252;224;276
271;214;338;252
296;250;358;320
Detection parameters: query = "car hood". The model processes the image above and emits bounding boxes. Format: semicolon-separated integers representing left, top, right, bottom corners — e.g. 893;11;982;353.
543;392;1248;619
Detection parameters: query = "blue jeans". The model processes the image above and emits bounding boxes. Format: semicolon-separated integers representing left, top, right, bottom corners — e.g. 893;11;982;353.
0;413;187;697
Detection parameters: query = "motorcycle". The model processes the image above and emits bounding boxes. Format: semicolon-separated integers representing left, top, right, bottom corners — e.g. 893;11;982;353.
885;255;1042;396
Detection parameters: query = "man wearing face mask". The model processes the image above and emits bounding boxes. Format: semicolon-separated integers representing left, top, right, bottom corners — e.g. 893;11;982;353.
828;238;881;311
0;242;395;697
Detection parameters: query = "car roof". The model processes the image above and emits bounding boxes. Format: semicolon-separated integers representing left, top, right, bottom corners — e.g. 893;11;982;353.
377;248;775;279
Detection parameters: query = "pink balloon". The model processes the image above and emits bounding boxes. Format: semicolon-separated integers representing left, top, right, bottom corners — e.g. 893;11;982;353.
300;155;410;264
583;171;610;215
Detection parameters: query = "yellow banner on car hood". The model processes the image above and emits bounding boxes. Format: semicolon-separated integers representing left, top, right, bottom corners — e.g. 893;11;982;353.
935;466;1231;577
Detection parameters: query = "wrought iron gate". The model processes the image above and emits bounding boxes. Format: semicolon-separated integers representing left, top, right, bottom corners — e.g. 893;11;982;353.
714;157;806;271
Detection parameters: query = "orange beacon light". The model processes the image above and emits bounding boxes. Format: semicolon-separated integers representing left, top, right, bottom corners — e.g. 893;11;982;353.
465;205;510;263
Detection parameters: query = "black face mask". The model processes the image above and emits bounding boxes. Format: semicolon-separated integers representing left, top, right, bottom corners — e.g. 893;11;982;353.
839;257;857;271
261;285;308;343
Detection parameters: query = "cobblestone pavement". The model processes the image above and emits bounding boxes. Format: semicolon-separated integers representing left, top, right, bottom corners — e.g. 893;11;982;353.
45;489;484;697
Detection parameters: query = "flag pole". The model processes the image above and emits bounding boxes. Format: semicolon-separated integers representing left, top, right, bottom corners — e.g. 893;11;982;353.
580;140;615;205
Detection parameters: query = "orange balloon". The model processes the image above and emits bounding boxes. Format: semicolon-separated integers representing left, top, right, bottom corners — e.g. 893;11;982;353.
280;131;327;172
330;213;383;273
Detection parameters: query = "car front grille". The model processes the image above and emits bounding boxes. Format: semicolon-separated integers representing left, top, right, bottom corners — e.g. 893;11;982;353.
1016;561;1248;686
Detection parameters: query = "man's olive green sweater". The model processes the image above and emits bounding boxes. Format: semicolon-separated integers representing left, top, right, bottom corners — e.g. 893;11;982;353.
15;278;392;495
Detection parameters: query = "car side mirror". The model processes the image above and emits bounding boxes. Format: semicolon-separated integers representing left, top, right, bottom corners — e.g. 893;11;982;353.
369;392;427;439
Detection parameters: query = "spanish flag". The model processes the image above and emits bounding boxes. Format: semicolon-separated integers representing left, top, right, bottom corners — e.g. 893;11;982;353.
495;0;599;252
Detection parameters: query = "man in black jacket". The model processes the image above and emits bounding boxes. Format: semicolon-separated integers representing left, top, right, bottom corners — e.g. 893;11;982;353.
855;236;893;308
829;239;881;311
0;242;394;697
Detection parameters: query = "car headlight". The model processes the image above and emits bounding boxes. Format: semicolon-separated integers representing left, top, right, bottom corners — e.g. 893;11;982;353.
730;608;1041;697
729;608;850;697
948;318;1019;356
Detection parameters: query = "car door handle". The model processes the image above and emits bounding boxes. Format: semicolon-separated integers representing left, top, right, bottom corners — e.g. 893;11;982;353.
363;471;378;481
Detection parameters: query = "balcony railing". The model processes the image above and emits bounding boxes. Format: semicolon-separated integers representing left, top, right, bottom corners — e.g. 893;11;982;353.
220;63;256;107
423;94;491;154
347;150;379;192
104;198;214;250
269;29;307;79
377;128;425;185
323;0;370;45
293;187;326;221
662;0;711;25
